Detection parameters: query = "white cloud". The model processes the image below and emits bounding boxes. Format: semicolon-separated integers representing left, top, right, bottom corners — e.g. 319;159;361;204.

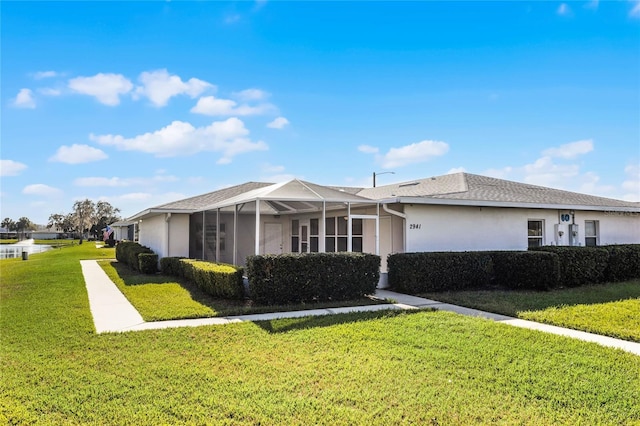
233;88;269;101
1;160;28;176
22;184;62;197
49;144;108;164
585;0;599;10
358;145;379;154
380;140;449;169
191;96;238;115
13;89;36;108
267;116;289;129
73;174;179;187
134;69;214;107
38;88;62;96
118;192;153;201
557;3;572;16
91;117;268;163
68;73;133;106
523;156;580;187
483;166;513;179
191;95;275;116
33;70;58;79
224;14;242;24
447;167;467;174
630;0;640;17
542;139;593;159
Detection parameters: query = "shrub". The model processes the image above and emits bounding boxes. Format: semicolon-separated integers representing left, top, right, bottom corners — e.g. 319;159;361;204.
603;245;640;282
388;251;560;292
115;241;154;271
160;257;186;276
247;253;380;305
189;260;244;299
160;257;244;299
531;246;609;287
138;253;158;274
490;251;560;290
387;252;494;293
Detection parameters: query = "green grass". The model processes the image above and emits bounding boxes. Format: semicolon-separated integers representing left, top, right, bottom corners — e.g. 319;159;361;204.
420;280;640;342
2;245;640;425
99;260;383;321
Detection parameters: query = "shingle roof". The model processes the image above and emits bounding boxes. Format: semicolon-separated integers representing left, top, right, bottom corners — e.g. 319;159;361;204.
154;182;273;210
357;172;638;209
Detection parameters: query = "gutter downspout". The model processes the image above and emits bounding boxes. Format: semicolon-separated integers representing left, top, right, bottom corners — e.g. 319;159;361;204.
165;213;172;258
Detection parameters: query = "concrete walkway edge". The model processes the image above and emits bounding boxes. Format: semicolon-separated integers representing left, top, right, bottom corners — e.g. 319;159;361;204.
81;260;640;356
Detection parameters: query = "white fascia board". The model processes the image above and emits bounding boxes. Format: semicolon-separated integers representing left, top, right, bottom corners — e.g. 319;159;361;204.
200;196;374;212
382;197;640;212
127;208;194;222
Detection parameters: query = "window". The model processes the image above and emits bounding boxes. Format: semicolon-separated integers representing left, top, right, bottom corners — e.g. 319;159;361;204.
528;220;543;248
585;220;598;247
325;217;363;252
310;219;319;252
291;220;299;253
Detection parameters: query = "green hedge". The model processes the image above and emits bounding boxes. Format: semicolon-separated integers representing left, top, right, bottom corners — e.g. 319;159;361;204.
388;251;559;292
160;257;244;299
603;245;640;282
530;246;609;287
387;252;493;293
247;253;380;305
115;241;155;272
138;253;158;274
490;251;560;290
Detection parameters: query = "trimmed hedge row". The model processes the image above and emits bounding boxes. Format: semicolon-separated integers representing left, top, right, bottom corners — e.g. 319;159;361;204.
530;246;609;287
115;241;157;274
389;244;640;293
388;251;560;292
160;257;244;299
247;253;380;305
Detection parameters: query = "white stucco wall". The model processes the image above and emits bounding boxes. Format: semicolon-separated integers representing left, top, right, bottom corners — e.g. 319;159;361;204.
139;213;190;259
403;204;640;252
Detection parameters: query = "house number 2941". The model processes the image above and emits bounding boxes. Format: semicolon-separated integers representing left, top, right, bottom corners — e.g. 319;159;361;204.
409;224;422;230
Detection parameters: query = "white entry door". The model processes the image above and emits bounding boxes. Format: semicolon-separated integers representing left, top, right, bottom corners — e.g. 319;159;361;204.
263;223;283;254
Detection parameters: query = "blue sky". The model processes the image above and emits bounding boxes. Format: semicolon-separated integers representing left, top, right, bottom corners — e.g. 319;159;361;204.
2;1;639;224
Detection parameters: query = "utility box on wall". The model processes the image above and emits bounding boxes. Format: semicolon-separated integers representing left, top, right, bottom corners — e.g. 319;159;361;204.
569;224;579;246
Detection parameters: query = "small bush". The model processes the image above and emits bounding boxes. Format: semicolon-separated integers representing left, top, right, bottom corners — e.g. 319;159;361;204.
531;246;609;287
115;241;154;272
138;253;158;274
603;245;640;282
387;252;494;293
160;257;244;299
388;251;560;292
490;251;560;290
160;257;186;276
247;253;380;305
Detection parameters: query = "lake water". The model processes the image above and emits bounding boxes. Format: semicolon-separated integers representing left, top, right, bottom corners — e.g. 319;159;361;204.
0;239;53;259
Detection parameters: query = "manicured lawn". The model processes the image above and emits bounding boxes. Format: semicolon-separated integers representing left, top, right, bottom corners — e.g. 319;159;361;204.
99;260;384;321
2;245;639;424
420;280;640;342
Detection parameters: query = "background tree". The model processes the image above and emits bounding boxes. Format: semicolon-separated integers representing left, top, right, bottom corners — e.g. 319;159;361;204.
90;201;122;240
16;216;36;240
71;199;95;243
1;217;16;231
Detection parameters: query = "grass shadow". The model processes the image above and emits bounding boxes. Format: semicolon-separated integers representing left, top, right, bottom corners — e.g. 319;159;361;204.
254;309;422;334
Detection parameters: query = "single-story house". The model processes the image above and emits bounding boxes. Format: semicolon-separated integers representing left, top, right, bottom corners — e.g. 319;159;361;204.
108;221;137;241
127;172;640;280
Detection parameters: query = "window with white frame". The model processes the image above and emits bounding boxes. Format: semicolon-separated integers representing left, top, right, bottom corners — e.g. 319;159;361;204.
585;220;598;247
325;217;363;252
527;220;544;248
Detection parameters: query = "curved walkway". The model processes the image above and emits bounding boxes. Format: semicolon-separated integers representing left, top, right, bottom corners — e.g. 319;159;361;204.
80;260;640;356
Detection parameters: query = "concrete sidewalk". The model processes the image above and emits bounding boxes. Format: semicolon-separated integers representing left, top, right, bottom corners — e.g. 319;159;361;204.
81;260;640;356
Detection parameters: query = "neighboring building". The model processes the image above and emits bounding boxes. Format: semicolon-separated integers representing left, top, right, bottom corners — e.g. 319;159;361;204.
127;172;640;276
30;231;64;240
108;221;137;242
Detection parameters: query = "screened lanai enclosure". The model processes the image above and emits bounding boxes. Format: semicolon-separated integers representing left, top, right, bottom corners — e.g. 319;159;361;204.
187;180;385;266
